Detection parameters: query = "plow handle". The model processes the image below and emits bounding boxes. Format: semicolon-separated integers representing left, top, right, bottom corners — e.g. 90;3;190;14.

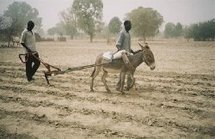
19;54;28;63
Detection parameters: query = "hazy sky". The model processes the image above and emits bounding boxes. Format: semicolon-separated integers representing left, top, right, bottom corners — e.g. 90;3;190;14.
0;0;214;30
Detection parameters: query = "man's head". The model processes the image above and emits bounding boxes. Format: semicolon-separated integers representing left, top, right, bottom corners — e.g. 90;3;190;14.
124;20;132;32
27;20;35;31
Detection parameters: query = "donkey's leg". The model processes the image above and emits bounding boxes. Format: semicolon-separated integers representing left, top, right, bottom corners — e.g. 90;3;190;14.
101;69;111;93
120;72;126;94
116;73;121;91
126;72;135;91
90;67;100;92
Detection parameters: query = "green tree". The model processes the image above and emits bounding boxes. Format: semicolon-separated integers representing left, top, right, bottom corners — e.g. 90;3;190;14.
55;22;66;36
47;22;67;36
175;22;183;37
190;24;200;41
186;19;215;41
108;17;122;35
164;22;176;38
60;9;77;39
164;22;183;38
184;26;192;41
47;27;57;36
0;15;12;30
72;0;103;42
3;1;42;46
0;15;12;41
127;7;163;41
198;19;215;41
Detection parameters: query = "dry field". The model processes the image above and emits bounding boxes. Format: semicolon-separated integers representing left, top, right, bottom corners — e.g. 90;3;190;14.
0;39;214;138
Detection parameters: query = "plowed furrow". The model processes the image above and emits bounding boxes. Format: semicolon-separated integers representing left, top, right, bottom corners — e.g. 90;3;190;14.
0;86;214;137
1;78;214;119
0;100;178;138
2;68;214;100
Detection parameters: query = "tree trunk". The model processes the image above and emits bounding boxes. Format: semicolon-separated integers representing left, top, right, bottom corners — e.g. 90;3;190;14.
90;35;93;43
7;26;15;47
7;34;12;47
144;36;147;43
70;35;74;40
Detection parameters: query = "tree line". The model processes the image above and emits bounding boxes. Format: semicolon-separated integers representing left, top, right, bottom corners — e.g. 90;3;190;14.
0;0;163;44
184;19;215;41
0;0;214;46
48;1;163;42
164;19;215;41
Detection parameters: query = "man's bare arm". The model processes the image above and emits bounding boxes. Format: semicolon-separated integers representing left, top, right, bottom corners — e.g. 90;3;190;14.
116;44;121;51
21;43;32;52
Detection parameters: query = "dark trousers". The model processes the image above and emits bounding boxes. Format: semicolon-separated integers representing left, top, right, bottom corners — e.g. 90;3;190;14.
25;53;40;81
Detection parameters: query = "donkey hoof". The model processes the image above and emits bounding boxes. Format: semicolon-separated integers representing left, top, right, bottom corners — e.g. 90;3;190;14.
121;92;125;95
116;87;120;92
125;86;133;91
120;88;125;94
125;87;130;91
106;89;111;93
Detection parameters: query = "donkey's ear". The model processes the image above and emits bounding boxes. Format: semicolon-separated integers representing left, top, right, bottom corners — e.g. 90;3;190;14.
138;42;144;50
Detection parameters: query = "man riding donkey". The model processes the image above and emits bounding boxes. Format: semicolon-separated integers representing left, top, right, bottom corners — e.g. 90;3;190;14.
20;20;40;82
90;19;155;93
114;20;135;91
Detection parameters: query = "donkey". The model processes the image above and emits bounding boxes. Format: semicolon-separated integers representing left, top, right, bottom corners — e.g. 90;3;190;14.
90;43;155;94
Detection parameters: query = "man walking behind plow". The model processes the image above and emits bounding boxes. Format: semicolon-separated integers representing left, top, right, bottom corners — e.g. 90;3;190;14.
20;20;40;82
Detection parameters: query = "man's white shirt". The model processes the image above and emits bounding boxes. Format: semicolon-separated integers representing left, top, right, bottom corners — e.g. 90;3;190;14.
116;28;131;52
20;29;36;53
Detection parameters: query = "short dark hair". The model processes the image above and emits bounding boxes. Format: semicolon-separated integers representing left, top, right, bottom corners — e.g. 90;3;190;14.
27;20;34;27
124;20;131;26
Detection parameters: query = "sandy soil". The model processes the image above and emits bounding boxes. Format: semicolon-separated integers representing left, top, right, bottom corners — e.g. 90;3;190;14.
0;39;214;138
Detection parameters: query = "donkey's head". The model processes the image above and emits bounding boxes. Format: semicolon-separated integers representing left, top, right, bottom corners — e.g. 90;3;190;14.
139;42;155;70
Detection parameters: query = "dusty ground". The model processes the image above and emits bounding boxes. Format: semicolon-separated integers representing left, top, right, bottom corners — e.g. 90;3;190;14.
0;39;214;138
